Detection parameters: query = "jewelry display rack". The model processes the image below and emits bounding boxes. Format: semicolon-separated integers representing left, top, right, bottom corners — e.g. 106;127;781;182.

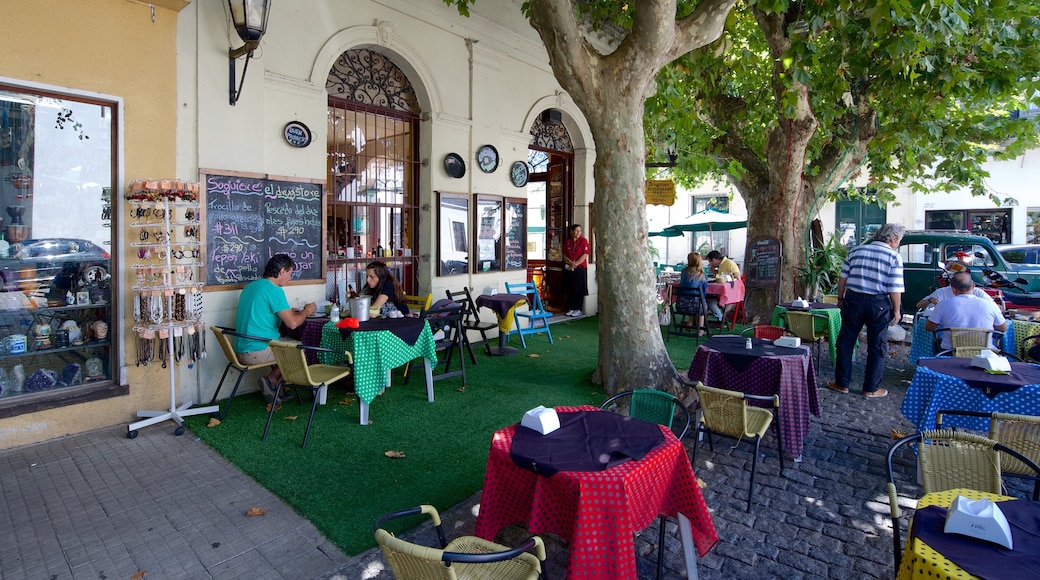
126;181;215;437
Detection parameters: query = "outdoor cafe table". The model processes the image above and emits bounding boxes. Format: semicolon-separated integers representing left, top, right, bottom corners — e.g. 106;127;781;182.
474;405;717;580
668;278;745;309
475;293;526;356
896;488;1040;580
314;317;438;425
771;302;841;366
688;335;820;459
909;317;1021;364
900;357;1040;432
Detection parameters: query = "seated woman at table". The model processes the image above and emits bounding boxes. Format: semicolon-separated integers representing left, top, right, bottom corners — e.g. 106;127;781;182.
363;261;410;317
678;252;708;331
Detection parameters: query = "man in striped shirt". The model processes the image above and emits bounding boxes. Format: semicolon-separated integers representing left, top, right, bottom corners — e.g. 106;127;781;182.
827;223;906;398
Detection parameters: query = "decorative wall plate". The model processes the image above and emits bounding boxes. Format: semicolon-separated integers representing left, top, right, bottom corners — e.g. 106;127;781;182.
477;145;499;173
444;153;466;178
510;161;530;187
283;121;312;148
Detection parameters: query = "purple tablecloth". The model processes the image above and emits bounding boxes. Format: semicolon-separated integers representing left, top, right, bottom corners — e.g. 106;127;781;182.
689;336;820;457
282;316;329;364
476;294;527;319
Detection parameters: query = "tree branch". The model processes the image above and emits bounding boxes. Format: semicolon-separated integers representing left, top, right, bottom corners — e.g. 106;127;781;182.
528;0;597;105
669;0;739;61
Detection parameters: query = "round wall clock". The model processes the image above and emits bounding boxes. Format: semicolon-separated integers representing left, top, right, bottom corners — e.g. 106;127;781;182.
510;161;530;187
444;153;466;178
477;145;499;173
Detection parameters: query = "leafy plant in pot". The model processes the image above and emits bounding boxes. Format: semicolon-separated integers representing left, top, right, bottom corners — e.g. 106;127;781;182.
798;233;848;301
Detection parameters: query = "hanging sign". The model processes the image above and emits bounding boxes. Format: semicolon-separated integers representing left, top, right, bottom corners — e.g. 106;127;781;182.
645;180;676;206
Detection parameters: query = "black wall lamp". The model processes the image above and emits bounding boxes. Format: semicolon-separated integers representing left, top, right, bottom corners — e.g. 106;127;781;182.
228;0;271;106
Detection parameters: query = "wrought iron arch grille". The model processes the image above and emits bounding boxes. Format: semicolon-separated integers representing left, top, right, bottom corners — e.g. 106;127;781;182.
530;114;573;152
326;49;420;114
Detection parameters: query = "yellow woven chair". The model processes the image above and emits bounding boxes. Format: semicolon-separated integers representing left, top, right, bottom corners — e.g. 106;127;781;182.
937;410;1040;500
404;292;433;315
265;340;353;448
780;310;829;368
821;294;839;305
374;504;545;580
692;383;783;512
208;326;277;420
933;326;997;357
885;429;1040;569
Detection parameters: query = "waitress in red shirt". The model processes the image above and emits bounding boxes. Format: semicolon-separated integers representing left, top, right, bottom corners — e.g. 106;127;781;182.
563;224;590;317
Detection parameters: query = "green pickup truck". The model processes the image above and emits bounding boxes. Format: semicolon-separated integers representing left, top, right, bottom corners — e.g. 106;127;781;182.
896;230;1040;315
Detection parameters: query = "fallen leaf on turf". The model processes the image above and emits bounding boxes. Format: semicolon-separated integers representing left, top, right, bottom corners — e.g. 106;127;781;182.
527;353;539;358
131;571;147;580
265;403;282;412
246;507;266;517
562;335;570;338
284;415;298;421
385;450;406;458
697;477;707;489
456;387;465;392
891;428;907;439
338;396;353;405
207;418;220;428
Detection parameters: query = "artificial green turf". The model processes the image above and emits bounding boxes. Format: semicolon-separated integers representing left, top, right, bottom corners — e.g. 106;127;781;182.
184;316;738;555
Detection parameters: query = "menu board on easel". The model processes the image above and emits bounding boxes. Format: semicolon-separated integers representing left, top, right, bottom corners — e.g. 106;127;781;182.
745;236;782;289
201;169;324;288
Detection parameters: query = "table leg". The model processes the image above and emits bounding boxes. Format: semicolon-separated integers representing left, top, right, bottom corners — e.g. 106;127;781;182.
317;385;327;405
424;358;434;402
678;513;699;580
487;327;518;356
360;401;369;425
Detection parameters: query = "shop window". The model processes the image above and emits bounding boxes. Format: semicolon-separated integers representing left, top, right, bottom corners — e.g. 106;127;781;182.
1028;208;1039;244
925;209;1011;244
0;83;116;410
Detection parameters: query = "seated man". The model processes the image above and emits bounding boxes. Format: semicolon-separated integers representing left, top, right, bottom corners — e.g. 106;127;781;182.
915;282;992;309
705;250;740;320
924;272;1006;351
235;253;317;401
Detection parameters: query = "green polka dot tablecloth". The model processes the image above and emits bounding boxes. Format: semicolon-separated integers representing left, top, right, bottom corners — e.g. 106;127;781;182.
319;320;438;404
772;304;841;366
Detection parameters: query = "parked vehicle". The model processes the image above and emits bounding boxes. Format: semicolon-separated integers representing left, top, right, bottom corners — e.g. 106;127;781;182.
896;230;1040;314
997;244;1040;270
0;238;110;300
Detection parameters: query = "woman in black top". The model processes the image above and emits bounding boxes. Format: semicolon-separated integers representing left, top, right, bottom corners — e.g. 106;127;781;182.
363;261;409;317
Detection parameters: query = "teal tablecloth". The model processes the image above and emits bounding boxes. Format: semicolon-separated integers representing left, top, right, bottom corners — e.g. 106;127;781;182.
319;321;437;404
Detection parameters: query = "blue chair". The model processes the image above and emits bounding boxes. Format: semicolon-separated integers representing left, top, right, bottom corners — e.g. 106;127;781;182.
503;281;554;349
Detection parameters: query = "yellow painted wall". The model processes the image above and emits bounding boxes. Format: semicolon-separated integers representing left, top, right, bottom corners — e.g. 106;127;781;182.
0;0;188;449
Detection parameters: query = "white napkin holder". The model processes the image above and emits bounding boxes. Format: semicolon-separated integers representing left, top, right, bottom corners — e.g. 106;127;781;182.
774;336;801;348
791;297;810;308
944;495;1013;549
520;406;561;435
971;350;1012;373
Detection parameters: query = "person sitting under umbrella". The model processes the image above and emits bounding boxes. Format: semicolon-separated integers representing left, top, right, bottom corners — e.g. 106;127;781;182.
705;250;740;320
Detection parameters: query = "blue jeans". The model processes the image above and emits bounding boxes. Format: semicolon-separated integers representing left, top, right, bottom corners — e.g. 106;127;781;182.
834;291;892;393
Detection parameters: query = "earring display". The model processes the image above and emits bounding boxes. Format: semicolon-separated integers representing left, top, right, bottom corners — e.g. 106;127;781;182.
127;181;215;437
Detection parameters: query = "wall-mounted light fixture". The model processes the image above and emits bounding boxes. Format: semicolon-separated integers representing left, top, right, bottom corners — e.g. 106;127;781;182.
228;0;271;106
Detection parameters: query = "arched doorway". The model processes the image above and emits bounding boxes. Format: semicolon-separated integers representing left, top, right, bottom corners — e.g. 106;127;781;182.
525;110;574;313
325;48;421;301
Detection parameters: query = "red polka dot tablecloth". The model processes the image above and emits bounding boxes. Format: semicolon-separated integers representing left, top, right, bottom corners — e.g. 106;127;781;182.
689;338;821;457
474;406;718;579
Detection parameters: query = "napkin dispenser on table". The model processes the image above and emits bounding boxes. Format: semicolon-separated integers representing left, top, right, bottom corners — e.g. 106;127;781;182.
774;336;801;348
944;495;1013;549
791;297;810;308
520;406;561;435
970;350;1012;373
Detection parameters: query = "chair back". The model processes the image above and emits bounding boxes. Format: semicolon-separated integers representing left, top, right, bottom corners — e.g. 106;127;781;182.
211;326;246;369
268;340;319;387
424;301;464;346
741;325;788;340
504;282;547;314
445;287;491;327
916;430;1002;495
671;285;706;316
695;383;752;438
949;327;994;348
600;388;690;440
375;529;460;580
783;311;826;341
821;294;839;304
990;412;1040;477
404;292;433;314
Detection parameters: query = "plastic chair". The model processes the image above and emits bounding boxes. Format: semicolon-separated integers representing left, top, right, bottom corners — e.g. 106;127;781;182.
691;383;783;512
446;287;496;362
405;301;466;386
503;282;554;349
739;325;789;340
373;504;546;580
780;311;828;368
886;429;1040;569
404;292;433;315
667;285;710;342
208;326;277;420
265;340;353;448
599;389;690;579
937;409;1040;500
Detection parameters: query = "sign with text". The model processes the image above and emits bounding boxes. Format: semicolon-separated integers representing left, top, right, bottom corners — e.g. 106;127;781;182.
645;180;676;206
202;170;324;288
745;236;782;289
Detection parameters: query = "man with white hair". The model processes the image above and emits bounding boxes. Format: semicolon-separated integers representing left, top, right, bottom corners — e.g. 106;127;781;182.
827;223;906;399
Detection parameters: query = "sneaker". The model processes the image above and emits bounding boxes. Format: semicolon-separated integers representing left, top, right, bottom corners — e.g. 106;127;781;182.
259;376;278;403
571;310;582;317
825;382;849;394
864;388;888;398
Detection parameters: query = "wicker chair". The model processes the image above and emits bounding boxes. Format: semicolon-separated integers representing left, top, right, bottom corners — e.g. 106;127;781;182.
780;310;829;368
936;409;1040;500
374;504;546;580
208;326;277;420
691;383;783;512
1023;333;1040;363
820;294;839;305
600;389;690;579
885;429;1040;569
933;327;998;357
739;325;789;340
265;340;353;448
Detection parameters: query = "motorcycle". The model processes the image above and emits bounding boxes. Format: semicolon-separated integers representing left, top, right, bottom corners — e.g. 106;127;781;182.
982;268;1040;309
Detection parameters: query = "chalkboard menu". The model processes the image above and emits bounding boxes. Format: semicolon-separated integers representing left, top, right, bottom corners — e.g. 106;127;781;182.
746;236;782;289
504;200;526;270
202;170;324;288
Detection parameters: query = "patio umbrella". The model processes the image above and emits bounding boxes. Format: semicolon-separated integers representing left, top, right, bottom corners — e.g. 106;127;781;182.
648;228;684;237
662;208;747;234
